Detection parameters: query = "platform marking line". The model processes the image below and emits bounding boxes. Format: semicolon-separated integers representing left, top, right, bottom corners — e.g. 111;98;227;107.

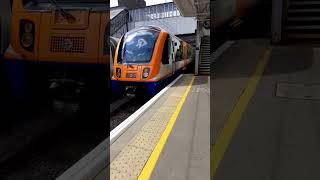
137;76;195;180
211;48;271;178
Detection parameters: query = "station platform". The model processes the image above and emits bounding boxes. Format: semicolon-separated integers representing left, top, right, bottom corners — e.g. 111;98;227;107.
212;39;320;180
109;74;210;180
57;74;210;180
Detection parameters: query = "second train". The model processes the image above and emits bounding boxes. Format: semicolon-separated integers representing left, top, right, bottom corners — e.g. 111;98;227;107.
112;26;195;96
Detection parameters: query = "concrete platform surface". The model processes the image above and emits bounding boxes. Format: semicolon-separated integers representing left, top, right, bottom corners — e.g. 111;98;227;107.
212;40;320;180
108;74;210;180
150;76;210;180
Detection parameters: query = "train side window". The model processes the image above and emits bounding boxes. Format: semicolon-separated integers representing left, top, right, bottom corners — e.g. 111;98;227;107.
162;36;169;64
188;46;192;59
175;49;180;61
175;43;182;62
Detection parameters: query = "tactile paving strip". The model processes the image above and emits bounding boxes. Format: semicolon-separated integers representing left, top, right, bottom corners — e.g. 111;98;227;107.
110;146;151;179
110;168;130;180
110;76;192;179
141;115;171;134
129;131;161;150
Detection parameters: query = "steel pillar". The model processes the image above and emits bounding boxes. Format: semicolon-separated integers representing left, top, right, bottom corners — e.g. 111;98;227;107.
271;0;287;43
195;21;201;75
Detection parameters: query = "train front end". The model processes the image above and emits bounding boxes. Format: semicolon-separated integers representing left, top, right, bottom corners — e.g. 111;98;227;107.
3;0;108;106
112;26;170;97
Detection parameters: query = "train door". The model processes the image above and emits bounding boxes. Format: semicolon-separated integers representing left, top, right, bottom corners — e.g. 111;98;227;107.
169;36;176;74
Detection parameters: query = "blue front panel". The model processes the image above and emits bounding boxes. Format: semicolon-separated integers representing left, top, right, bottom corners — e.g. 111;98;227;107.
112;73;180;97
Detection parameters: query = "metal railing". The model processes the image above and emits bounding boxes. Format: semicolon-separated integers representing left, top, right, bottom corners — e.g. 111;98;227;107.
128;2;181;22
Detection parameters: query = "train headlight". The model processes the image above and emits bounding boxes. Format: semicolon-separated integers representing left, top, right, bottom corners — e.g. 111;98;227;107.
20;20;35;51
142;68;150;79
24;22;33;33
116;68;121;78
21;33;34;48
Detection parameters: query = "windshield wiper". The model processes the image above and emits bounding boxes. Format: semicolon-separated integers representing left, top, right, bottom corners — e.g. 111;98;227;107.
48;0;76;22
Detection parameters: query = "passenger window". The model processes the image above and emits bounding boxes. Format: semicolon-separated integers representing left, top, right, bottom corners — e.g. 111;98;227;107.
162;36;169;64
176;49;181;61
180;44;184;60
175;43;182;62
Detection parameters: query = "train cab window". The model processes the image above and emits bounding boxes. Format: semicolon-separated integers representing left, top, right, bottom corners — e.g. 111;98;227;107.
162;36;169;65
119;29;159;64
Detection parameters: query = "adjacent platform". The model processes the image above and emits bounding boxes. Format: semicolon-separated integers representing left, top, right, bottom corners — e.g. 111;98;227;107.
212;39;320;180
57;74;210;180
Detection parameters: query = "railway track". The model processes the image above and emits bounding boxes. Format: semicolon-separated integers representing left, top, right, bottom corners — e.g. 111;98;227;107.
0;93;149;179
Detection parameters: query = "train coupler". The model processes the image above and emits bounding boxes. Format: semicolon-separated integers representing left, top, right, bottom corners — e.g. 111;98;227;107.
49;79;85;101
125;86;137;97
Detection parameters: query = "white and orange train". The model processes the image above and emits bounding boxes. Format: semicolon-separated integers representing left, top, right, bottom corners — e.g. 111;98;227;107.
112;26;195;96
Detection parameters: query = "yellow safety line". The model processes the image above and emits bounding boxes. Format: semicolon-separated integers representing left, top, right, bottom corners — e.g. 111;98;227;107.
211;48;271;179
138;76;195;180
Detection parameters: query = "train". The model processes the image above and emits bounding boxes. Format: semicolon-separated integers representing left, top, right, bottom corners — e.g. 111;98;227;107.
112;26;195;96
3;0;108;110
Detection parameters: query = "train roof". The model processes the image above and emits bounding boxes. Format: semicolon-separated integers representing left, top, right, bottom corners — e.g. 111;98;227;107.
129;26;162;32
127;26;188;42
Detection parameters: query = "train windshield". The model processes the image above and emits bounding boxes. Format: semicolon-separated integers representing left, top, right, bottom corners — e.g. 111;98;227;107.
120;29;159;64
